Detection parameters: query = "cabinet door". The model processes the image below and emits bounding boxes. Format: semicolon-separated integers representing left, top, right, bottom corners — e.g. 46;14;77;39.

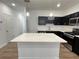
77;19;79;25
73;37;79;55
38;16;48;25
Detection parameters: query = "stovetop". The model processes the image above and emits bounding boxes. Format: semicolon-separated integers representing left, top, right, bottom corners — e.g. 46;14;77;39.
64;32;79;39
64;32;75;39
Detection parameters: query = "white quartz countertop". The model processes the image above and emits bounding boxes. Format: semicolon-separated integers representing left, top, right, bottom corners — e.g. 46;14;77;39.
11;33;67;43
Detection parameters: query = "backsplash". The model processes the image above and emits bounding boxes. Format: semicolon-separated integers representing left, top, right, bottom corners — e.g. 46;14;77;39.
37;25;79;32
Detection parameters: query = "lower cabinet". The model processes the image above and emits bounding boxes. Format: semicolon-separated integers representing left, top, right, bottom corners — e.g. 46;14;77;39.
72;37;79;55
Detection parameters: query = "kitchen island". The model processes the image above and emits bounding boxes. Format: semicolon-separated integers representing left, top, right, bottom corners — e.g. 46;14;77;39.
11;33;67;59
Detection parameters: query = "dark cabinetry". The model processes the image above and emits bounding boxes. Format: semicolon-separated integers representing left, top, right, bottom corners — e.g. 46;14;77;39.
73;37;79;55
38;16;66;25
64;12;79;25
38;16;48;25
66;12;79;18
53;17;64;25
57;32;79;55
38;12;79;25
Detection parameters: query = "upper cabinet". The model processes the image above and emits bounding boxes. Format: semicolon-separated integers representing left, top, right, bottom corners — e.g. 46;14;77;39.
38;12;79;26
38;16;48;25
38;16;66;25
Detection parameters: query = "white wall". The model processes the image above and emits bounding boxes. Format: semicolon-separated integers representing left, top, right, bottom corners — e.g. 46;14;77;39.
0;2;13;48
27;10;64;32
0;1;27;48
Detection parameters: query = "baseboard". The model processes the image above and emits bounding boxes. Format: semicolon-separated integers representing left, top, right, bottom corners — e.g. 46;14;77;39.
0;42;8;48
19;57;59;59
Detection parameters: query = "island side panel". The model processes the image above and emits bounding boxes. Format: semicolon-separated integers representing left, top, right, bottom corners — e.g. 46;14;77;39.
17;42;60;59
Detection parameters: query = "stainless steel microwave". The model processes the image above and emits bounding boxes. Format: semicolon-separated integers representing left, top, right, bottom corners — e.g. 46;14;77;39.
69;17;79;26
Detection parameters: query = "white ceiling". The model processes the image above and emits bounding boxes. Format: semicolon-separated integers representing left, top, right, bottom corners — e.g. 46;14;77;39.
1;0;79;11
0;0;26;12
28;0;79;10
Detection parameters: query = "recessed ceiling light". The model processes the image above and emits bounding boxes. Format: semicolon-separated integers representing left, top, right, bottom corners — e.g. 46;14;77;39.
26;12;30;16
57;3;61;7
49;13;53;17
11;3;16;6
